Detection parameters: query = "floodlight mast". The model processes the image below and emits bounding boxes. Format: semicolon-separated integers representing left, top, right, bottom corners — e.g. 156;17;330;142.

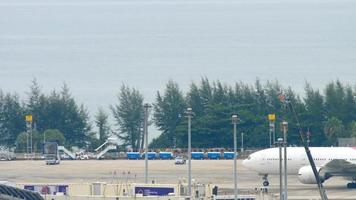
279;94;328;200
186;107;194;199
144;103;151;184
232;114;239;200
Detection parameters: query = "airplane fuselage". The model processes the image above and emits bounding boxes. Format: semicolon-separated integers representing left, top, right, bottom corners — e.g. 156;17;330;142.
242;147;356;175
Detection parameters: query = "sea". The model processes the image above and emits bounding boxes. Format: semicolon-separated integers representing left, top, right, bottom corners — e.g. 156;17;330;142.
0;0;355;138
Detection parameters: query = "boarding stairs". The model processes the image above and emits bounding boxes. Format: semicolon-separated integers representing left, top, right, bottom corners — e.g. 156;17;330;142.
58;146;76;159
95;139;117;159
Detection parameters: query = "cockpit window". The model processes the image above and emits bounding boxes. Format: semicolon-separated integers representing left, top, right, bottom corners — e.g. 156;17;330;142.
247;156;251;160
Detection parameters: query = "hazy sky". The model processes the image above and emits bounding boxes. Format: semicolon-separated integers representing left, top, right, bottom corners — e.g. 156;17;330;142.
0;0;355;138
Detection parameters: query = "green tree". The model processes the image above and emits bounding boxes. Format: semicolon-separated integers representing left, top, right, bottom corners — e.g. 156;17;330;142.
153;80;186;148
349;121;356;137
95;107;111;143
15;130;41;153
189;104;233;148
325;81;346;121
343;87;356;124
25;79;48;133
254;79;268;114
57;85;92;146
199;78;213;111
43;129;66;145
186;83;204;117
211;81;229;105
277;87;307;145
15;132;28;152
111;85;144;151
0;91;25;147
324;117;345;145
303;84;327;145
264;81;283;115
41;85;92;147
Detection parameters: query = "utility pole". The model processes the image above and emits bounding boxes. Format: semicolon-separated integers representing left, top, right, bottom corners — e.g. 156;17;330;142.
43;124;46;144
278;137;283;200
241;132;244;153
25;115;33;158
268;114;276;147
281;121;288;200
144;103;151;184
186;108;194;199
232;115;239;200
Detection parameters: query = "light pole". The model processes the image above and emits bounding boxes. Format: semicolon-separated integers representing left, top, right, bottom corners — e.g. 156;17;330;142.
144;103;151;184
232;115;239;200
25;115;33;158
277;137;283;200
186;107;194;199
241;132;244;153
43;129;46;144
281;121;288;200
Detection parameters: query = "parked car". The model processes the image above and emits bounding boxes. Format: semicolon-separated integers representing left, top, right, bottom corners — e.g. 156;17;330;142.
0;151;16;161
174;156;186;165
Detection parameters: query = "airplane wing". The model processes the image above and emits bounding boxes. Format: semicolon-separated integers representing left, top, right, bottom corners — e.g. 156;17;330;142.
320;159;356;177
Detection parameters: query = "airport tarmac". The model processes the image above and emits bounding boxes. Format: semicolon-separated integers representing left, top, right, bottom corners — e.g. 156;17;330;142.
1;159;356;199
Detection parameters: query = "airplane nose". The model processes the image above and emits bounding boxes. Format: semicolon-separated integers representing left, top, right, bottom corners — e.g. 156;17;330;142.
242;159;249;168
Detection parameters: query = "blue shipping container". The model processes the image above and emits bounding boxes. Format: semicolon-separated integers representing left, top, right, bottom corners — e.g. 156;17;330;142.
191;152;205;159
142;152;157;159
223;152;237;159
159;152;172;159
207;152;221;159
127;152;140;160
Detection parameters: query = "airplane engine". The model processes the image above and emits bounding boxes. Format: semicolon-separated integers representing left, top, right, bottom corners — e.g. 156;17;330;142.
298;166;324;184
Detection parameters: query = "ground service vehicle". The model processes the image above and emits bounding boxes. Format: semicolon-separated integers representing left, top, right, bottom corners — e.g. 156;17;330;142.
43;142;60;165
174;156;186;165
0;148;16;161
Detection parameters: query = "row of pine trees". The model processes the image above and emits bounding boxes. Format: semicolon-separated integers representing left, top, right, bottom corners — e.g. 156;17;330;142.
0;79;355;152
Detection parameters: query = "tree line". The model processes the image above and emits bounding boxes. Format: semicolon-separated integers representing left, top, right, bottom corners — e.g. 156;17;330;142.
0;78;355;152
150;79;356;149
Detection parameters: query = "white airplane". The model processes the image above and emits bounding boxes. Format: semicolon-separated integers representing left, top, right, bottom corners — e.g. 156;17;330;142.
242;147;356;188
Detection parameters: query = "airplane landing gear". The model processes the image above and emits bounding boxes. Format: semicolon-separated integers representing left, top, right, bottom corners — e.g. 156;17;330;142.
262;174;269;186
347;182;356;189
263;180;269;187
